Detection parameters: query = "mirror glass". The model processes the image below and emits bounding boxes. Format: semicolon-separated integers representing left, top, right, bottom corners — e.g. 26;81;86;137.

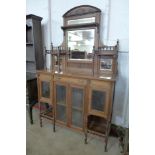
67;29;95;59
68;17;95;25
100;59;112;71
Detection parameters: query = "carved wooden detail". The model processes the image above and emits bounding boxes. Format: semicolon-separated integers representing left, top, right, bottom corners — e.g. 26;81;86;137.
63;5;101;17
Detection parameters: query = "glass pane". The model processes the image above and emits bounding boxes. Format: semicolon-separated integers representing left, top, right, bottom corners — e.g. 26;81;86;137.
72;88;83;109
68;17;95;25
41;81;50;98
100;59;112;70
56;104;66;122
91;90;106;111
67;29;95;59
56;85;66;105
72;109;83;128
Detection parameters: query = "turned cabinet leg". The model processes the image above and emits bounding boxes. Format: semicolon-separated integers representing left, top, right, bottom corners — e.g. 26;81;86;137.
29;106;33;124
52;105;56;132
53;111;56;132
104;137;108;152
53;123;56;132
39;102;42;127
84;131;88;144
104;121;111;152
40;115;43;127
84;116;88;144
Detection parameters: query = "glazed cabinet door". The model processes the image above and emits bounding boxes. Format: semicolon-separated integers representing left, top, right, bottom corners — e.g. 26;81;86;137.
88;85;111;118
70;85;84;130
38;73;52;104
55;83;67;124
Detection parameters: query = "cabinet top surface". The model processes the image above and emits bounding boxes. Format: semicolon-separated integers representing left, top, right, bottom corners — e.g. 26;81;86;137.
37;69;116;82
26;14;43;21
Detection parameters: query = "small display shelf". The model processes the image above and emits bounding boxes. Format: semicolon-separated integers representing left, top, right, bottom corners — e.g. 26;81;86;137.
39;103;56;132
40;108;53;120
61;23;99;30
26;42;33;46
87;115;107;135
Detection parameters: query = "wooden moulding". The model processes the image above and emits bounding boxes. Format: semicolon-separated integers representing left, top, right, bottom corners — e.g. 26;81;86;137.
26;14;43;21
40;109;53;120
61;23;99;30
63;5;101;18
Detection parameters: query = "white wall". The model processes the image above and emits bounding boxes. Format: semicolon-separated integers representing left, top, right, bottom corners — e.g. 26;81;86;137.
108;0;129;127
26;0;51;68
51;0;110;46
26;0;50;49
26;0;129;127
109;0;129;52
113;52;129;127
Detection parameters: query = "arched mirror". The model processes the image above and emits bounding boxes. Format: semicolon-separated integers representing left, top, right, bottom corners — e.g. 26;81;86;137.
61;5;101;60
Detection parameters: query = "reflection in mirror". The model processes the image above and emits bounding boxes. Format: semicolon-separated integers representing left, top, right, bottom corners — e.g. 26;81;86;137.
100;59;112;71
67;29;95;59
68;17;95;25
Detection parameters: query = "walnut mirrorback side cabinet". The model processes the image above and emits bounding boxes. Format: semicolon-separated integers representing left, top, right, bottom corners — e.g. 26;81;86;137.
37;5;118;152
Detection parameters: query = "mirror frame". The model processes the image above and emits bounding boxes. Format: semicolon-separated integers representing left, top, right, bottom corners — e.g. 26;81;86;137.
61;5;102;61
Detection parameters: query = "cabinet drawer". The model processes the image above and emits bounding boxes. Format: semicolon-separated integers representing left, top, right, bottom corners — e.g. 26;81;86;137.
54;76;87;85
39;74;51;81
90;80;112;90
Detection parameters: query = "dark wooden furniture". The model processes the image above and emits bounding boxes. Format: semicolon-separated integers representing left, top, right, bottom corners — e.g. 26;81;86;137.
37;5;118;151
26;14;44;75
26;77;38;124
26;14;44;124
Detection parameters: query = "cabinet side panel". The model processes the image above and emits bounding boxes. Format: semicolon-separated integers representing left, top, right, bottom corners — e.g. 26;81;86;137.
32;19;44;70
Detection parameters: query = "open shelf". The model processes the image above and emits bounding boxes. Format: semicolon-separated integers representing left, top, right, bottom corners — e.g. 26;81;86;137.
61;23;99;30
26;60;35;63
26;42;33;46
87;115;107;135
40;108;54;120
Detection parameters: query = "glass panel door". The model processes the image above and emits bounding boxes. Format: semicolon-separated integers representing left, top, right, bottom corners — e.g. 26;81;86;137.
91;90;106;112
71;87;84;128
41;81;50;98
56;84;67;123
72;109;83;127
